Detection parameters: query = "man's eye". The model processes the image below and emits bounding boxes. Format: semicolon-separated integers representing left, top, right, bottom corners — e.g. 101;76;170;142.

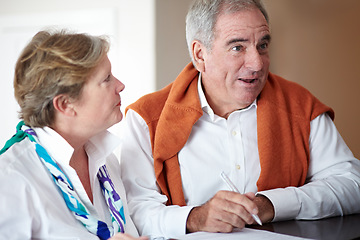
232;46;243;51
259;42;269;50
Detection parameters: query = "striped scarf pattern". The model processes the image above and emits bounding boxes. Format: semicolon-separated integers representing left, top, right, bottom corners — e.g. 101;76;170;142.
0;121;126;239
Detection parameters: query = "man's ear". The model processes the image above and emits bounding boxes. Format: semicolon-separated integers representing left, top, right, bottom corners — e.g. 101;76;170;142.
52;94;75;116
192;40;206;72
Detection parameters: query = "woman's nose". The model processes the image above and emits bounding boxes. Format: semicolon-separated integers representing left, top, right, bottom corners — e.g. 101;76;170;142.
115;77;125;93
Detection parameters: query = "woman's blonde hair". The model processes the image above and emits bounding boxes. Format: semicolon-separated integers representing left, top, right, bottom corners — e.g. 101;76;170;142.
14;29;110;127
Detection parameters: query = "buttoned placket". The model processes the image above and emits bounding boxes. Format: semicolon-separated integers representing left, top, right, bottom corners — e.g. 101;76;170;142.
226;111;246;193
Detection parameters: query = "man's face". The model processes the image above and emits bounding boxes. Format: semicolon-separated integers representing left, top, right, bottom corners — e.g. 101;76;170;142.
200;8;271;117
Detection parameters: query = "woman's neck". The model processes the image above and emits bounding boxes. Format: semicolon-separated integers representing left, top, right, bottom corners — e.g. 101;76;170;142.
69;146;93;204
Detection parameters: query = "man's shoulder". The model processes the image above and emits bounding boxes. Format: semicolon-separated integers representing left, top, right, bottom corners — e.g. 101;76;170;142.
263;73;333;120
266;72;321;104
126;83;173;121
268;73;311;95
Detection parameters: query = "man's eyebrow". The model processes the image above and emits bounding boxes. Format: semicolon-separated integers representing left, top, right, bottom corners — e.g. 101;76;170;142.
226;34;271;46
227;38;248;46
261;34;271;42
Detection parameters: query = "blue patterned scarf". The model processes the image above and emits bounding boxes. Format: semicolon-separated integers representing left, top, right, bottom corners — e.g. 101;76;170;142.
0;121;126;239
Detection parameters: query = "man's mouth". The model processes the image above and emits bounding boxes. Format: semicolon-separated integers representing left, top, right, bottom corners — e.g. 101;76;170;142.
239;78;257;83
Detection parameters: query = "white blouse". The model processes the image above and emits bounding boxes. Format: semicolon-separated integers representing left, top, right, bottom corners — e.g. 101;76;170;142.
0;127;138;239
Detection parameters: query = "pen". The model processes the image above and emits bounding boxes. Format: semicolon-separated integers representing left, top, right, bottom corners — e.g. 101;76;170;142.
220;171;263;226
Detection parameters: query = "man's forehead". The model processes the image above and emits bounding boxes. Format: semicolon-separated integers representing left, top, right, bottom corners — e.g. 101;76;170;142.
216;26;270;44
214;8;270;39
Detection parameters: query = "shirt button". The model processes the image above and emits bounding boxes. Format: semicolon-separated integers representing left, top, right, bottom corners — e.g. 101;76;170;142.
232;130;237;136
236;164;241;170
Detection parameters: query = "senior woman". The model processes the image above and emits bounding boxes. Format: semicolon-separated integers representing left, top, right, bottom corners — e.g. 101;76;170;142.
0;30;148;240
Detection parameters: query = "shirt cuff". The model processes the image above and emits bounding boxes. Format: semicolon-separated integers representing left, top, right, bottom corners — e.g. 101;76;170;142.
258;187;301;221
162;205;194;239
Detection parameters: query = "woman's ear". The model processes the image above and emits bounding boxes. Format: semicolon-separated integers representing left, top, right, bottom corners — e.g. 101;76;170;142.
192;40;206;72
52;95;75;116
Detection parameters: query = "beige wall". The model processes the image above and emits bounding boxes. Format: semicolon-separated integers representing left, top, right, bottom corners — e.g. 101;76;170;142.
263;0;360;158
155;0;193;89
155;0;360;158
1;0;358;157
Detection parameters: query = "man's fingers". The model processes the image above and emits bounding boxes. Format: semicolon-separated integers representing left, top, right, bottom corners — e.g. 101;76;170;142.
217;191;259;216
186;191;258;233
218;196;256;225
244;192;256;200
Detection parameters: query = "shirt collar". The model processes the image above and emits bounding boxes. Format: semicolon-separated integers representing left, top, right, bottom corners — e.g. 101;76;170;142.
198;73;216;121
86;130;121;167
34;127;120;168
197;73;257;121
34;127;74;166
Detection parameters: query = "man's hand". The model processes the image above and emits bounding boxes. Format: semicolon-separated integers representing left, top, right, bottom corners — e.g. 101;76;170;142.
186;191;259;233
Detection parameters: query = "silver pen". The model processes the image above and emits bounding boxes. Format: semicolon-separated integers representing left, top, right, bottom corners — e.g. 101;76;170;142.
220;171;263;226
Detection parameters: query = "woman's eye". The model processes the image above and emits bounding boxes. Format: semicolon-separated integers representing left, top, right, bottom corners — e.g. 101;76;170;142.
104;75;111;82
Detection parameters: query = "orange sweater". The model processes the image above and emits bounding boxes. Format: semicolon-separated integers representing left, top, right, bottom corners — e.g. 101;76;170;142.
126;63;334;206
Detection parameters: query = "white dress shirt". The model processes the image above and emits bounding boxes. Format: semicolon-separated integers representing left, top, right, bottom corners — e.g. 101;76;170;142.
120;77;360;239
0;126;138;240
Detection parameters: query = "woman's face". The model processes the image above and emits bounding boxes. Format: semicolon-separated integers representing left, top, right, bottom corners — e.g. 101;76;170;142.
73;55;125;136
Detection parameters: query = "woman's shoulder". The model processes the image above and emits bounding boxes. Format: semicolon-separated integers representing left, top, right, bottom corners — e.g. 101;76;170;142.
0;139;50;192
0;139;35;173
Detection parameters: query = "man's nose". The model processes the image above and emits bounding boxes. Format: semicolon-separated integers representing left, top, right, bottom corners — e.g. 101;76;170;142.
244;47;263;72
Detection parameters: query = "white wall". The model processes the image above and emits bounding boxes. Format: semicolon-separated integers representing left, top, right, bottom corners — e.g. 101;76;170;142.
0;0;156;147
